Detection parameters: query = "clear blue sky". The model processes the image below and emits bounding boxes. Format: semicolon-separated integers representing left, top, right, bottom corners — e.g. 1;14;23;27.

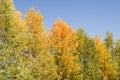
14;0;120;40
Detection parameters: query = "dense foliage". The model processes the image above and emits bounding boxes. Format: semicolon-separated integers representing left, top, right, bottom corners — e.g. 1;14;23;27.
0;0;120;80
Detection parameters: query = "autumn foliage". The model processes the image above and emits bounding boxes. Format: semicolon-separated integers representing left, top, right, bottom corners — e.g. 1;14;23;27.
0;0;120;80
48;21;80;79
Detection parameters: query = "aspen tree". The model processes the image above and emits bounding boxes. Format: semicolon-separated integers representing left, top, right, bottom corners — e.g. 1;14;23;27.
48;20;80;80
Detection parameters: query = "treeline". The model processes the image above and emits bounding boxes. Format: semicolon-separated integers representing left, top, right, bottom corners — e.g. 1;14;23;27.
0;0;120;80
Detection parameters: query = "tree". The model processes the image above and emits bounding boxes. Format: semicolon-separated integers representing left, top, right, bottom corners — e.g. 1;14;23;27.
0;0;17;79
104;32;114;53
94;36;117;80
0;0;29;79
24;8;57;80
76;29;101;80
114;39;120;79
48;20;80;80
24;8;45;57
0;0;14;47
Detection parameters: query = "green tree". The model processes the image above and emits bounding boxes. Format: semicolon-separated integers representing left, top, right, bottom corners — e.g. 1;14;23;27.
104;32;114;53
76;29;101;80
114;39;120;79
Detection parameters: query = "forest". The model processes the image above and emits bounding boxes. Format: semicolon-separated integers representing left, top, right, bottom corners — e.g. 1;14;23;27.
0;0;120;80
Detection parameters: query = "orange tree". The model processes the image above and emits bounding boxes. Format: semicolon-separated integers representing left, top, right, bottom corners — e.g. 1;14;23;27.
47;20;80;80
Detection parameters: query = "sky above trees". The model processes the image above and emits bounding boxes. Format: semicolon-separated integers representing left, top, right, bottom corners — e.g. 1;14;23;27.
14;0;120;40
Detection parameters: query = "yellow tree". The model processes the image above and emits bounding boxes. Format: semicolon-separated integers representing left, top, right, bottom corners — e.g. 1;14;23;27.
24;8;45;57
24;8;57;80
5;10;31;79
48;20;80;80
0;0;30;79
94;36;117;80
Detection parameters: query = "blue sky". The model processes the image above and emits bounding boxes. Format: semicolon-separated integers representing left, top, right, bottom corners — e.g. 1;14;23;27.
13;0;120;40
